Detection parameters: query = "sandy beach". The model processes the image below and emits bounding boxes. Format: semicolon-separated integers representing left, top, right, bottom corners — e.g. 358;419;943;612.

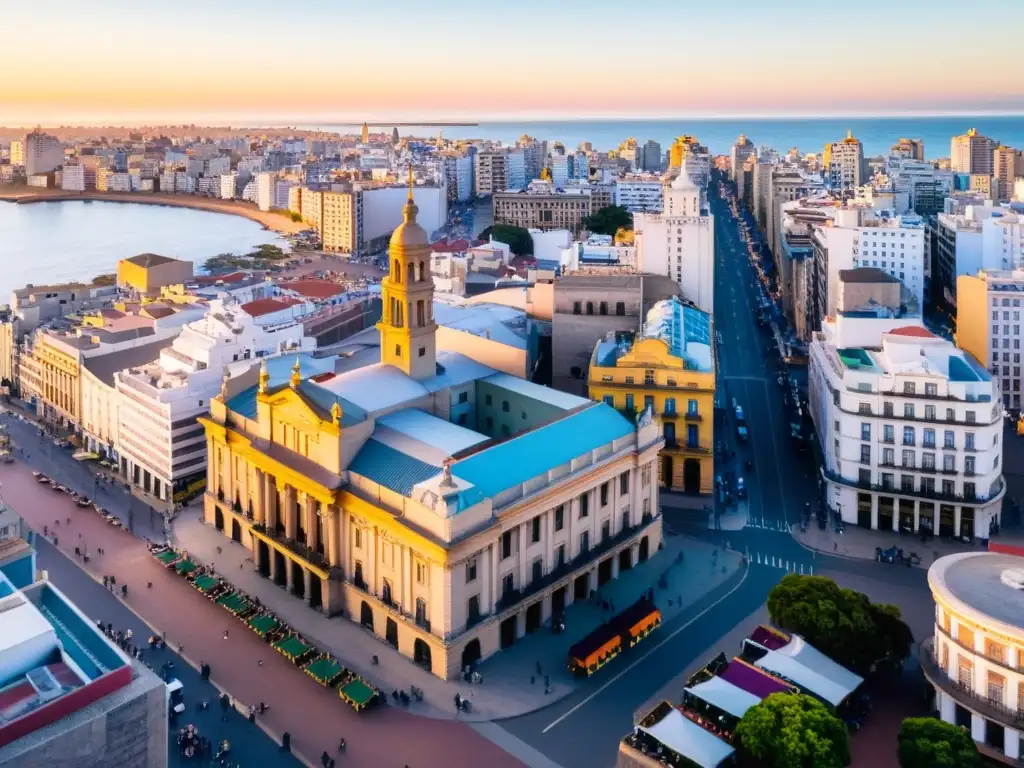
0;186;308;235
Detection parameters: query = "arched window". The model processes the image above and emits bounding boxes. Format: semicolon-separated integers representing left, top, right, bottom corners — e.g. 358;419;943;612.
416;300;425;327
419;261;426;282
408;263;415;282
382;580;393;606
393;260;402;283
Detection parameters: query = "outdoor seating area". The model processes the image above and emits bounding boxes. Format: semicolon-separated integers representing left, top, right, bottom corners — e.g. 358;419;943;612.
147;543;383;713
619;626;870;765
568;597;661;676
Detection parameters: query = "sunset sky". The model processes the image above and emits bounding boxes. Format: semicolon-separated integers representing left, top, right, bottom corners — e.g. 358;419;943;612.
3;0;1023;125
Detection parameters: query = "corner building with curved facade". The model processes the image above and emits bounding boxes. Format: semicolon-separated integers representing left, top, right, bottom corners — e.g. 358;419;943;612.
923;551;1024;764
200;186;664;679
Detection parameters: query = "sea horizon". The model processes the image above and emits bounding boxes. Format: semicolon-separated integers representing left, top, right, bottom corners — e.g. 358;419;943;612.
294;114;1024;160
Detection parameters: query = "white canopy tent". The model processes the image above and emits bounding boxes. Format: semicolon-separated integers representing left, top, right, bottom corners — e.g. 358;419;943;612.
684;676;762;718
639;707;736;768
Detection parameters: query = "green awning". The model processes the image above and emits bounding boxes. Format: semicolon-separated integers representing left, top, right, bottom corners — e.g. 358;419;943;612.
305;657;343;685
154;549;179;565
340;678;376;708
248;614;280;635
174;559;198;575
273;635;313;661
193;574;220;592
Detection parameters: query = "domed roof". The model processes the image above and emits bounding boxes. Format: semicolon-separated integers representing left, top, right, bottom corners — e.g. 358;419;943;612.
671;159;697;191
391;167;429;249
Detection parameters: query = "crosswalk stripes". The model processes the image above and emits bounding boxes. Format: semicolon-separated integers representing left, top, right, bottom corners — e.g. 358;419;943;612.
745;518;791;532
747;550;814;575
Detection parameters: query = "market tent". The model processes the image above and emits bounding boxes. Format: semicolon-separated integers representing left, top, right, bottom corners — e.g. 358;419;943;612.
305;657;345;686
193;574;220;593
154;549;180;566
639;707;735;768
174;559;198;576
754;650;854;707
248;614;280;636
684;676;762;719
274;635;314;662
339;678;377;710
773;635;863;698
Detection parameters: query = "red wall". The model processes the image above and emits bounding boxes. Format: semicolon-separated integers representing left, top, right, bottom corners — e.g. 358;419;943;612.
989;542;1024;558
0;665;133;748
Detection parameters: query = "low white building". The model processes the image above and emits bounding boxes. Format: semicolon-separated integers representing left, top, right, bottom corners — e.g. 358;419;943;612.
615;175;664;212
809;312;1005;540
114;296;317;501
61;164;85;192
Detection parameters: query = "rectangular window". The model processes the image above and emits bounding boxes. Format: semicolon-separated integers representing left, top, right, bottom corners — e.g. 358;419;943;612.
925;405;936;420
944;430;955;449
579;531;590;553
465;558;477;583
415;561;427;585
502;400;510;413
579;493;589;518
555;543;565;567
902;449;915;468
620;472;629;496
925;383;937;396
531;516;541;543
354;528;362;548
601;520;611;542
904;403;915;418
965;456;976;475
860;445;871;464
965;433;976;450
861;423;871;441
883;425;894;443
903;426;915;445
665;398;676;415
883;448;894;465
966;411;976;424
501;531;512;560
554;505;564;531
625;394;635;411
883;402;894;417
458;391;468;404
922;453;935;470
923;429;935;448
943;454;955;472
903;381;916;395
603;395;614;407
901;475;914;492
600;482;609;506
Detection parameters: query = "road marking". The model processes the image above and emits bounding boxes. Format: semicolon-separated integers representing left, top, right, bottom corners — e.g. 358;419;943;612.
540;563;751;734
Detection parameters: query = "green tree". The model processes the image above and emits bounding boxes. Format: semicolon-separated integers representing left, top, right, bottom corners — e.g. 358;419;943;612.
735;692;850;768
479;224;533;256
582;205;633;236
766;573;913;674
897;718;979;768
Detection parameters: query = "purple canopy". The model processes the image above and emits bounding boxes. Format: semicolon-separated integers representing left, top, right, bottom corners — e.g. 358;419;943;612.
719;658;794;700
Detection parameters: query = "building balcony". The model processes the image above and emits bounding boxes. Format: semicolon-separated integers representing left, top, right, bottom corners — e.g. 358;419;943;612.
684;411;702;422
251;522;335;576
494;514;660;616
935;625;1022;678
823;468;1003;506
919;638;1024;731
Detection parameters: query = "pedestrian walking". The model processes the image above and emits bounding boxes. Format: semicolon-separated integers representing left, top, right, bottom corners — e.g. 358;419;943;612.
321;751;331;767
258;659;263;667
223;630;229;640
121;584;128;597
454;692;461;712
833;542;838;552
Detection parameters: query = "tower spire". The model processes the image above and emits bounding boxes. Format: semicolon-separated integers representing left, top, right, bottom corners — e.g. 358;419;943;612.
407;164;414;203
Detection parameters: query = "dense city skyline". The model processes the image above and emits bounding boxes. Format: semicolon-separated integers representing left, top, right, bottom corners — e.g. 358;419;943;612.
4;0;1024;124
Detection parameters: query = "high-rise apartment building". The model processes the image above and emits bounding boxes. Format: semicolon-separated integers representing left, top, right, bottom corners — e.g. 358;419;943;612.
889;138;925;161
640;140;662;173
957;269;1024;409
517;135;544;181
507;149;526;190
951;128;994;176
993;145;1018;201
634;161;715;314
549;148;569;189
823;131;865;190
9;140;24;166
473;149;508;196
730;135;756;181
24;131;63;176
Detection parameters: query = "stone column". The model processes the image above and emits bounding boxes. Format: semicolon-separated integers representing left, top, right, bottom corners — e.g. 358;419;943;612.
368;527;378;595
285;557;294;591
403;546;413;614
518;523;528;587
326;508;339;567
480;546;491;614
1005;729;1020;761
544;509;553;570
954;506;962;539
268;546;279;583
284;486;297;539
870;495;878;530
489;541;499;611
303;569;313;605
913;501;920;533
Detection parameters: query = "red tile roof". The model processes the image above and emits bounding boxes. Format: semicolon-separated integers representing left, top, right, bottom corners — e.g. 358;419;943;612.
240;297;303;318
281;280;346;299
193;271;248;286
888;326;935;338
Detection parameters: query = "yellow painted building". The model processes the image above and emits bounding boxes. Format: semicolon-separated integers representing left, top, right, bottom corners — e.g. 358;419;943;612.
116;253;193;297
201;177;664;679
18;331;85;426
589;297;715;494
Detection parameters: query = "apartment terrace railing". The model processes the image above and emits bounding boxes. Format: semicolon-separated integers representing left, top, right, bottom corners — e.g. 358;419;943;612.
823;468;1002;505
919;639;1024;729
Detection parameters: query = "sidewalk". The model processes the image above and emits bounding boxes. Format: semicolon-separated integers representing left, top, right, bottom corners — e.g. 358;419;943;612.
792;521;991;569
173;505;742;722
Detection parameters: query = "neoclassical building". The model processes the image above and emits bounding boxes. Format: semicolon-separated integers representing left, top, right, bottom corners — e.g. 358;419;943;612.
923;551;1024;764
201;182;664;679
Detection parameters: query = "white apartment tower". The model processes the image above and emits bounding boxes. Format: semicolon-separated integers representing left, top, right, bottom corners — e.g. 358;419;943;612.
824;131;865;190
730;135;756;181
634;160;715;314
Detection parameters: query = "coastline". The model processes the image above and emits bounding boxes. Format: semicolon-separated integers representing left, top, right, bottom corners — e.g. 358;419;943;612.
0;187;307;236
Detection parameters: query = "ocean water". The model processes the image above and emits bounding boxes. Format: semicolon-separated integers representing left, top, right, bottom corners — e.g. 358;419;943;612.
319;115;1024;159
0;200;287;300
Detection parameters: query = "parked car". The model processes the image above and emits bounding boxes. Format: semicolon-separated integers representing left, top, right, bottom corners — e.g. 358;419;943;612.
736;477;747;499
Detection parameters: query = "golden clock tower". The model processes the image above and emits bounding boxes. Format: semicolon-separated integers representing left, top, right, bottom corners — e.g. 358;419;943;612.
376;168;437;380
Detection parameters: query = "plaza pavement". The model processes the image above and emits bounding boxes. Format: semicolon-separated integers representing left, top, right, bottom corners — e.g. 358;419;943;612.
173;503;743;722
0;462;524;768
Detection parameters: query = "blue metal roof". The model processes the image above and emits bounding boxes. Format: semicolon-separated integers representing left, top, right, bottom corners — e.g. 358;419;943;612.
452;404;634;506
225;354;363;424
348;439;441;496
